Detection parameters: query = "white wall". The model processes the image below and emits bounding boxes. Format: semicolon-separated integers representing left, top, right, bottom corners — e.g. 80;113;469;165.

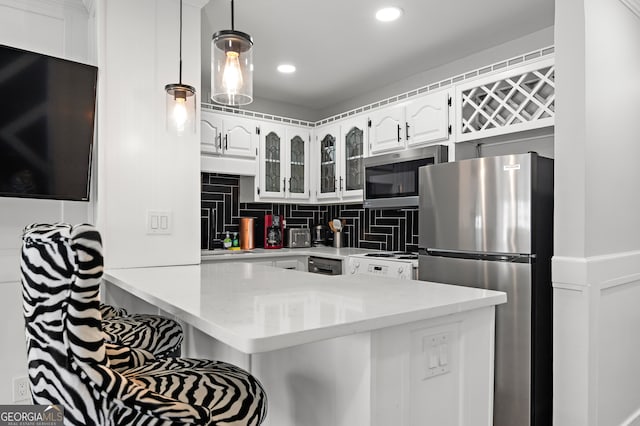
94;0;205;269
0;0;92;404
0;0;206;404
553;0;640;424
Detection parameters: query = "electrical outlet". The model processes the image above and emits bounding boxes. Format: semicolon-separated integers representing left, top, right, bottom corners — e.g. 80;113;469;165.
12;376;30;402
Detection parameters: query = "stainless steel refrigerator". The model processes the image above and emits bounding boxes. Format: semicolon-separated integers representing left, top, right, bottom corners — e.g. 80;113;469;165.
418;152;553;426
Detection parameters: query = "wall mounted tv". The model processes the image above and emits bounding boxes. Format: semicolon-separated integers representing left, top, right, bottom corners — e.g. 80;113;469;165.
0;44;97;201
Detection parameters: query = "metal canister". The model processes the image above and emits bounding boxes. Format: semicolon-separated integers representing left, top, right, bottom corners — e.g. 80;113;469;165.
239;217;255;250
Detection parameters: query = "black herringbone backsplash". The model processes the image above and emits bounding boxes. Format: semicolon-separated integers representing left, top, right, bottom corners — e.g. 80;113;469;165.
201;173;419;252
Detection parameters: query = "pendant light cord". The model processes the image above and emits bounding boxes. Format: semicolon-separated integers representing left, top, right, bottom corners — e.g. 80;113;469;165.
179;0;183;84
231;0;235;30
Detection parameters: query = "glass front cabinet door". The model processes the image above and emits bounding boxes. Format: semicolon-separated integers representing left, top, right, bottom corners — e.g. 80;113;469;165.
340;117;366;199
285;127;310;200
258;123;310;200
316;124;339;200
259;123;286;198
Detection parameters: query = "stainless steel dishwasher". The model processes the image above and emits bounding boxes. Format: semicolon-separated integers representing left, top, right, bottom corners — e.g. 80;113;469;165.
307;256;342;275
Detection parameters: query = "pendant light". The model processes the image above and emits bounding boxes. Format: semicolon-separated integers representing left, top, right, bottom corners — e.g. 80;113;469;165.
165;0;196;135
211;0;253;106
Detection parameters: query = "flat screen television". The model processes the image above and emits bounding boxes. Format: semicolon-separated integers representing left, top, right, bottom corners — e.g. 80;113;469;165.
0;44;97;201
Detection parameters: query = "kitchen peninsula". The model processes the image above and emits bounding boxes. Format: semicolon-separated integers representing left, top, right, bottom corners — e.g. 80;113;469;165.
103;262;506;426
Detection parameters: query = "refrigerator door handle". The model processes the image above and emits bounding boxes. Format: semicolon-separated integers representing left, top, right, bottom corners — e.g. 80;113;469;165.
420;248;535;264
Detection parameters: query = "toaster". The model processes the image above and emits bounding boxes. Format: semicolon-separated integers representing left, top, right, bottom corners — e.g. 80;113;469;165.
286;228;311;248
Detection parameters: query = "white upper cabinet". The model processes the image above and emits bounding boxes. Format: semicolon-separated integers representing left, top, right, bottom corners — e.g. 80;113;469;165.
368;104;405;155
201;112;223;155
339;117;366;200
201;110;259;175
257;123;311;201
201;110;257;159
223;116;258;158
285;127;311;200
405;90;451;148
368;90;452;155
314;117;366;202
258;123;287;198
315;123;341;200
455;58;555;142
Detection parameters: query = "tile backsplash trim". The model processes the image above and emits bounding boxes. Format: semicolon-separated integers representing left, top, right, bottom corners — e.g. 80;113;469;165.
202;173;419;252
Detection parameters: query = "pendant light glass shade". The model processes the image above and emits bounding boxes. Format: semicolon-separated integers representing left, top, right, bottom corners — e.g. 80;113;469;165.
165;0;196;135
165;83;196;134
211;0;254;107
211;30;253;106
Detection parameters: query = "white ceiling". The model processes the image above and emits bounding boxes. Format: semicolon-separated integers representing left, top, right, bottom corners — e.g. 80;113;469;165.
201;0;554;112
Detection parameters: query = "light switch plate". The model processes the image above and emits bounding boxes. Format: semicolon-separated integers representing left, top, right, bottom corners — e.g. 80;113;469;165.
147;210;172;235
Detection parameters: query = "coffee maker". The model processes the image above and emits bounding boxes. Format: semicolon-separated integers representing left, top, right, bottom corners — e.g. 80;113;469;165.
264;214;284;249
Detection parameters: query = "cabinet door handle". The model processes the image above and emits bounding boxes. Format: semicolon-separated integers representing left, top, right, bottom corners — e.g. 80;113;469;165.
224;134;228;150
406;122;410;140
335;178;338;192
283;177;287;192
217;133;222;149
288;178;291;192
397;124;401;142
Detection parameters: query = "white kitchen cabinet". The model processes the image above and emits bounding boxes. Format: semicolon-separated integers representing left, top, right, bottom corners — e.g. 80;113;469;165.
405;90;451;148
339;116;366;200
316;123;341;200
201;112;223;155
258;122;287;198
285;127;311;201
315;117;366;202
367;104;405;154
221;115;257;158
255;123;311;201
201;110;259;175
368;90;452;155
455;58;555;142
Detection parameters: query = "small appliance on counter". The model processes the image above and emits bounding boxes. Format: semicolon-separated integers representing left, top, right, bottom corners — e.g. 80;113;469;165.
239;217;256;250
264;214;284;249
311;224;330;247
286;228;311;248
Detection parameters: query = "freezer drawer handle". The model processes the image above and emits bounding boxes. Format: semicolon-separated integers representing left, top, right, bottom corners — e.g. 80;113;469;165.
422;249;535;263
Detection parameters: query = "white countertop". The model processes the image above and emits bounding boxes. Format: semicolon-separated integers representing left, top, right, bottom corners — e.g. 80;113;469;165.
104;262;506;354
201;246;376;261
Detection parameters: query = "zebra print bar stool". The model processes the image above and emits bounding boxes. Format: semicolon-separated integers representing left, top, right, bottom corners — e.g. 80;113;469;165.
23;223;184;361
101;307;184;359
21;223;267;425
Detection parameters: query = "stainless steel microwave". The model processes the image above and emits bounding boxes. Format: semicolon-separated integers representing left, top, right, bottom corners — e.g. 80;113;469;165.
363;145;448;209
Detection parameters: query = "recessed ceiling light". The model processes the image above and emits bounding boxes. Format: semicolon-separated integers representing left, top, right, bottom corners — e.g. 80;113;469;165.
277;64;296;73
376;6;403;22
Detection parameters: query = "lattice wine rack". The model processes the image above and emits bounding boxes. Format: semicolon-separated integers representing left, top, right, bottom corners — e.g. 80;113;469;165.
458;60;555;140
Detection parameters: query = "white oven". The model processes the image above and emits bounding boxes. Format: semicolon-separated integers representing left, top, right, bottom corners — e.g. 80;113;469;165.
347;252;418;280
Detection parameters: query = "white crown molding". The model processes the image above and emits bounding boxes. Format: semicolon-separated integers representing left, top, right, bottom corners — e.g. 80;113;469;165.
620;0;640;18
